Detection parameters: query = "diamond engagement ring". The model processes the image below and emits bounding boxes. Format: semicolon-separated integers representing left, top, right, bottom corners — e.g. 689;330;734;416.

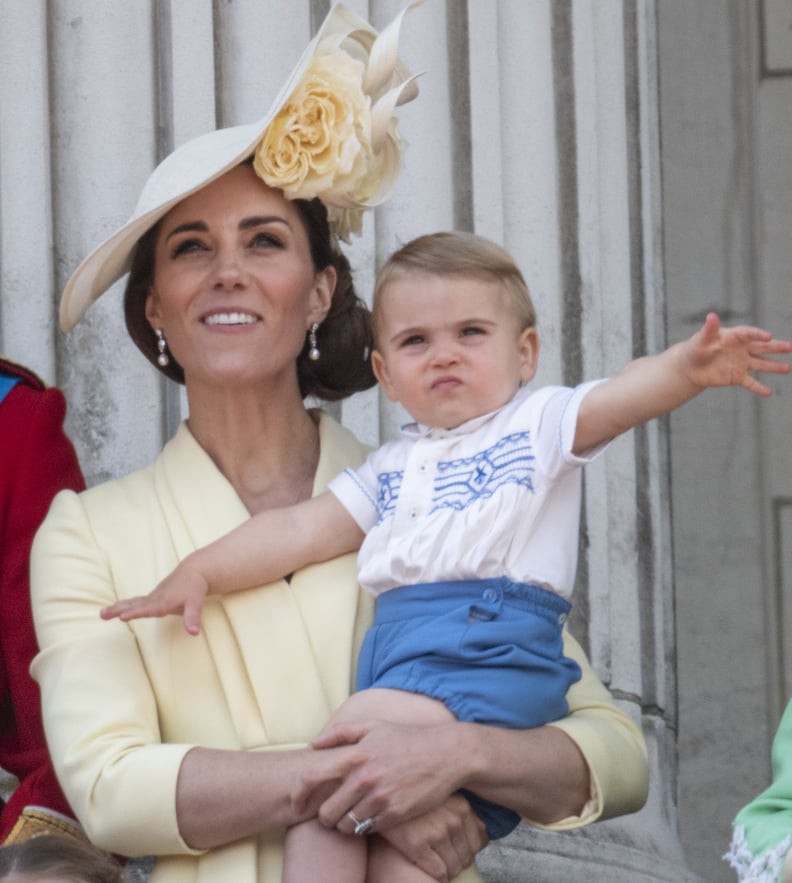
347;811;375;836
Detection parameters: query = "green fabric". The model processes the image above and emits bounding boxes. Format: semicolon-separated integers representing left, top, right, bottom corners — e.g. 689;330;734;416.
730;699;792;879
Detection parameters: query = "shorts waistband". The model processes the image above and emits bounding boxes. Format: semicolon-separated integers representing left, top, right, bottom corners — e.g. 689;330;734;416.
372;577;571;625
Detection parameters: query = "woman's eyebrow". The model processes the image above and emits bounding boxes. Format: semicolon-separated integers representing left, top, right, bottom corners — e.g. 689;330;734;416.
239;215;291;230
164;215;291;241
165;220;208;241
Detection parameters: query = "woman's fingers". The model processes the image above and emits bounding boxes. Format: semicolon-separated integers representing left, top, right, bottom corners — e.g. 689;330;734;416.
377;797;488;881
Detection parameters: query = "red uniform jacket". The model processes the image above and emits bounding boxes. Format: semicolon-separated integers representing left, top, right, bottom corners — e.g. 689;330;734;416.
0;358;85;841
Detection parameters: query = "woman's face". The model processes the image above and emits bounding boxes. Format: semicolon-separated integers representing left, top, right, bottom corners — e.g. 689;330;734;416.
146;164;334;391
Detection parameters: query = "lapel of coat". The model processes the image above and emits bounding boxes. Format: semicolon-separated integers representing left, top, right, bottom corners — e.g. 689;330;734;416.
151;414;373;746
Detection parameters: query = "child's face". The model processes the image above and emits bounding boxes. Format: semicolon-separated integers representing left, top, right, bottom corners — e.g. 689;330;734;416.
371;272;539;429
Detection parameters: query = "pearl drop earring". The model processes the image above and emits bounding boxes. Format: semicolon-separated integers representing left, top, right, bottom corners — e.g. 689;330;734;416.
156;328;170;367
308;323;320;361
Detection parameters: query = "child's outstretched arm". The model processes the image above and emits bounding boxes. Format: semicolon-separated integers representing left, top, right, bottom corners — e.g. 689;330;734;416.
100;491;364;634
574;312;792;454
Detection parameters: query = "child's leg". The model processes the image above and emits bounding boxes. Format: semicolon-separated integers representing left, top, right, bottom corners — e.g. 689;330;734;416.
282;818;366;883
328;686;456;729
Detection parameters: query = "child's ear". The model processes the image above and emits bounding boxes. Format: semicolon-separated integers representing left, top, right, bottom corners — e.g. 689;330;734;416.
518;327;540;383
371;351;399;401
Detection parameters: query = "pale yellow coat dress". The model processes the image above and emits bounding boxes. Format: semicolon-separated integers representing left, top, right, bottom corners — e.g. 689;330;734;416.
30;412;647;882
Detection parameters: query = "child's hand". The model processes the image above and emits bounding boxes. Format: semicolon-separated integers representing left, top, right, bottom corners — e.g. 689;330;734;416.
100;560;210;635
682;312;792;396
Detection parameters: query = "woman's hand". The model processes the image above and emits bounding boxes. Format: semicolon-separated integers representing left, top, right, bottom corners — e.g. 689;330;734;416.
376;795;488;882
294;718;471;831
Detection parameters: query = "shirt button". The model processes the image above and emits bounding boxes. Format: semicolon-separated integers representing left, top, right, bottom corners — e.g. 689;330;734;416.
409;509;418;520
557;612;567;625
483;588;498;602
419;462;428;472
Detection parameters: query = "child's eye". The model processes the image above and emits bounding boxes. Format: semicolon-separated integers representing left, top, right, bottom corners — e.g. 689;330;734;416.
402;334;426;347
461;326;485;337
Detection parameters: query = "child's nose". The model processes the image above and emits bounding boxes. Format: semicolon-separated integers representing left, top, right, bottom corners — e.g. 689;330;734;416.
430;342;459;366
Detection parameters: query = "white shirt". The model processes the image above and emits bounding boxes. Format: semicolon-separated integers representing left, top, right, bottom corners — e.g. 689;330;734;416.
329;381;607;598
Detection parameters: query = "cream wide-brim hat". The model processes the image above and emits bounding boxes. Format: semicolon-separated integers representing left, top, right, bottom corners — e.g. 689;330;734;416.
59;1;423;332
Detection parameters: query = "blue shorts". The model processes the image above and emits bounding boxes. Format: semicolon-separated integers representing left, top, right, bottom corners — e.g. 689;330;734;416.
356;578;582;839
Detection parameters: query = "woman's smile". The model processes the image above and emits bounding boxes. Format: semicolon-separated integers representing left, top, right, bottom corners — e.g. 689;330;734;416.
202;310;261;328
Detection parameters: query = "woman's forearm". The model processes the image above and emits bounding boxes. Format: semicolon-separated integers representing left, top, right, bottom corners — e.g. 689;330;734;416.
456;722;590;824
175;746;342;849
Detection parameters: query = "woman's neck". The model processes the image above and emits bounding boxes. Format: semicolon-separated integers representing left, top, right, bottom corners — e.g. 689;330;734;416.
185;383;320;515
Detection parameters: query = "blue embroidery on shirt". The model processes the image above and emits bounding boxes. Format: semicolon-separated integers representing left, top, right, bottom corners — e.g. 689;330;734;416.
374;432;535;521
376;470;404;522
431;432;535;512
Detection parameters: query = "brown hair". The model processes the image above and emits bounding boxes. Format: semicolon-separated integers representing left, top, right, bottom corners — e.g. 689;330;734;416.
372;231;537;344
0;835;123;882
124;183;375;401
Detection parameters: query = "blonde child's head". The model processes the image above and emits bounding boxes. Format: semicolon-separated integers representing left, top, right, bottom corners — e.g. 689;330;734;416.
370;231;540;430
372;231;537;345
0;835;123;883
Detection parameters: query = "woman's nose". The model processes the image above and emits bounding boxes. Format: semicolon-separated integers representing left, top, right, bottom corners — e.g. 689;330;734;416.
211;249;248;290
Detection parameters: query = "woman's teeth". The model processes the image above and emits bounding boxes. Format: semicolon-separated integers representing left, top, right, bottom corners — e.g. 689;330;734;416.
204;313;257;325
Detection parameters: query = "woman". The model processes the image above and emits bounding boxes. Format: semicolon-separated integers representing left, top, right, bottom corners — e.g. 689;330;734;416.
30;5;648;881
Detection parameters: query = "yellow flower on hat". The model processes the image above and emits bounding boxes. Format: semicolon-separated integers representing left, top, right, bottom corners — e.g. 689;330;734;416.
254;51;376;236
253;3;420;242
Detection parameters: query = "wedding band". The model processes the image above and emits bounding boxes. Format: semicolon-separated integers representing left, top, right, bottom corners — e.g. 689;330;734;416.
347;811;375;836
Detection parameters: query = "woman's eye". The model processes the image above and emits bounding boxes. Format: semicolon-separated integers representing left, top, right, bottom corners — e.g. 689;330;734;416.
250;231;283;249
171;238;207;257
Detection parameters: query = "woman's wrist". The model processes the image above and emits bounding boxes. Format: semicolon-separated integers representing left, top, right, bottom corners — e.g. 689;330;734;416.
451;722;591;825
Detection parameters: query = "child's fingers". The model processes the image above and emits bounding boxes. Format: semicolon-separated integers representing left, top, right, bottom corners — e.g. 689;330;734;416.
182;598;205;636
755;338;792;355
100;595;178;622
742;376;773;397
100;600;132;620
752;355;792;374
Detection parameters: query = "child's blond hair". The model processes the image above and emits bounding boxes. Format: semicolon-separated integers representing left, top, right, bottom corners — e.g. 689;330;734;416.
0;834;123;883
372;231;537;344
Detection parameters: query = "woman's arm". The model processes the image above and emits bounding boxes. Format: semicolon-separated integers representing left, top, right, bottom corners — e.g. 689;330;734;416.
174;744;351;848
467;631;648;826
175;743;485;881
31;488;482;879
304;631;647;831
